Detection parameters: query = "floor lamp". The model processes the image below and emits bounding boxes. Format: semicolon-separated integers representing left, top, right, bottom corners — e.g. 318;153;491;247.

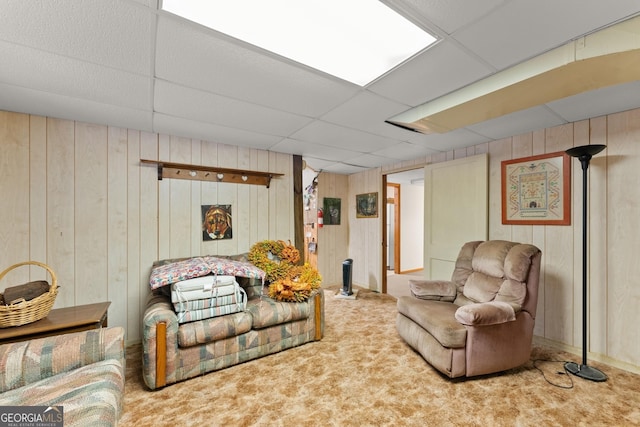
564;144;607;382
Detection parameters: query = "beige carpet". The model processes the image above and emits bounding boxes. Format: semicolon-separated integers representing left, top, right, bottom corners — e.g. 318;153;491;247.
120;287;640;426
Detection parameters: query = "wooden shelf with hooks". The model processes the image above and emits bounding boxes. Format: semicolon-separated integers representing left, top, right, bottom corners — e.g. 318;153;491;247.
140;159;284;188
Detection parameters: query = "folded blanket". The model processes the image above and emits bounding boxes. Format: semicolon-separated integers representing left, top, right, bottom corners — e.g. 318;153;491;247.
170;275;237;302
176;300;246;324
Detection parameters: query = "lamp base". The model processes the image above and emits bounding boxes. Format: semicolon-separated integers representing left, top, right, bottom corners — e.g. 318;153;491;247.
564;362;607;382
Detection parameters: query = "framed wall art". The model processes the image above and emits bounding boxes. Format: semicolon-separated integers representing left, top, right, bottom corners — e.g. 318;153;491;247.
323;197;341;225
202;204;233;240
356;192;378;218
501;151;571;225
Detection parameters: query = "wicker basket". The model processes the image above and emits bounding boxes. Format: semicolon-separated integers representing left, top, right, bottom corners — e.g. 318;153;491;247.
0;261;58;328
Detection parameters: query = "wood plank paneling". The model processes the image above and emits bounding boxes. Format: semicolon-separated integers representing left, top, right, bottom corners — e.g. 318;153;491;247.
46;118;75;309
137;131;158;340
317;172;349;286
126;130;142;342
0;111;29;283
607;109;640;365
107;126;128;333
75;122;108;305
29;115;47;279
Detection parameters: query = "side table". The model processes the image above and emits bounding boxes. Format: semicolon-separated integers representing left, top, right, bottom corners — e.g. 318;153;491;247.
0;301;111;344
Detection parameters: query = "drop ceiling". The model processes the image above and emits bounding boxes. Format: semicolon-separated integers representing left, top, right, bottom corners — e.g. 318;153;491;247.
1;0;639;175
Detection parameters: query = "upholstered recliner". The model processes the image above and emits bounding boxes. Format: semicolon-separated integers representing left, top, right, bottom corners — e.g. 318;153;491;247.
396;240;541;378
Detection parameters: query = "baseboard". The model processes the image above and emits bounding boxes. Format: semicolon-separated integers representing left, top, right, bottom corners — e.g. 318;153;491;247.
533;336;640;375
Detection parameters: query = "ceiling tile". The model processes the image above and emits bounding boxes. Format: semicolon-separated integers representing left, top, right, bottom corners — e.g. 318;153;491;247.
0;83;153;131
546;81;640;123
320;91;417;140
466;106;566;139
322;163;370;175
343;153;397;168
153;113;282;150
289;121;399;152
454;0;640;69
418;128;491;151
155;15;360;117
270;138;363;162
0;41;151;110
372;141;441;159
0;0;153;75
369;40;494;106
384;0;507;34
154;81;313;137
301;157;337;172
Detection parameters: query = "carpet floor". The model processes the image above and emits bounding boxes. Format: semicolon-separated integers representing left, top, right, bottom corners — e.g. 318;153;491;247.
120;287;640;426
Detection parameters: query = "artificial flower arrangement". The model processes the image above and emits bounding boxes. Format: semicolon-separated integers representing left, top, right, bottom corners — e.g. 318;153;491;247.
248;240;321;302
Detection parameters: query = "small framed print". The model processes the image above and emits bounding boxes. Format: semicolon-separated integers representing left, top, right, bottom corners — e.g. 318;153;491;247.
202;204;233;240
323;197;341;225
501;152;571;225
356;192;378;218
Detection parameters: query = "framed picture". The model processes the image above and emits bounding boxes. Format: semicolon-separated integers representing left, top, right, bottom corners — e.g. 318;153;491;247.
323;197;341;225
356;192;378;218
501;151;571;225
202;204;233;240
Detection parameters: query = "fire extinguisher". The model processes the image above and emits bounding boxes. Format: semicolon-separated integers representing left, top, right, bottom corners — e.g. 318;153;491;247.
317;208;324;228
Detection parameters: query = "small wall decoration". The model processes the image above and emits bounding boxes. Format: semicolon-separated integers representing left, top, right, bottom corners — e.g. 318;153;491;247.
356;192;378;218
323;197;341;225
202;204;233;240
501;151;571;225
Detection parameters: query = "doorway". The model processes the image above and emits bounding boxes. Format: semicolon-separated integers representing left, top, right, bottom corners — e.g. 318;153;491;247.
383;169;425;296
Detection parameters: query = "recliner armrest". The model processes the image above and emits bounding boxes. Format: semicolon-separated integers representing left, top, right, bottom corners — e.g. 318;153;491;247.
409;279;457;301
454;301;517;326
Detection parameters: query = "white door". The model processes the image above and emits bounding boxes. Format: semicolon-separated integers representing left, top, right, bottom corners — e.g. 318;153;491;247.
424;154;488;280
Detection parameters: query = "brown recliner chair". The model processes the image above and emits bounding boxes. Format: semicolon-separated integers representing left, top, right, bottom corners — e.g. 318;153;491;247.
396;240;541;378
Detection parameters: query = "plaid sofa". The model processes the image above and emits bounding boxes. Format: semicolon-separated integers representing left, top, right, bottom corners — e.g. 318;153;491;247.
0;327;125;426
142;275;324;390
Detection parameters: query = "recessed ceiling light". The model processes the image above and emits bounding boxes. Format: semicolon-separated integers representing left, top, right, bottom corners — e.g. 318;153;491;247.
162;0;437;86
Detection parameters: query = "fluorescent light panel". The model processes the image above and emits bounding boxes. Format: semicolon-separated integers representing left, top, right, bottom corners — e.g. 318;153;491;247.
162;0;437;86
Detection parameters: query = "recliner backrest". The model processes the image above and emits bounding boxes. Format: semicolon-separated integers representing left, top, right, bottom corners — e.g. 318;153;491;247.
452;241;541;313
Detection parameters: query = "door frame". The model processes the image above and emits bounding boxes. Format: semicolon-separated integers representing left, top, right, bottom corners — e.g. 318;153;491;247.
387;183;401;274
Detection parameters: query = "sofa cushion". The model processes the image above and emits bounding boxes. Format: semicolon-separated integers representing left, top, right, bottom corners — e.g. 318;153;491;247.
397;297;467;348
0;359;124;427
0;327;125;393
246;297;310;329
178;311;253;348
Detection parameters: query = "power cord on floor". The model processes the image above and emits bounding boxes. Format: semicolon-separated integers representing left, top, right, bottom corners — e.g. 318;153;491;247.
532;359;575;389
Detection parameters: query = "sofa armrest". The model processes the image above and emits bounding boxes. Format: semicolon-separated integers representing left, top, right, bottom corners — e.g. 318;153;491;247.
0;326;125;393
142;292;179;390
409;279;457;301
454;301;517;326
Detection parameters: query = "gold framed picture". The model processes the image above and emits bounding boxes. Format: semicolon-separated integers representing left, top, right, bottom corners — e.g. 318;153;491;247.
356;192;378;218
501;152;571;225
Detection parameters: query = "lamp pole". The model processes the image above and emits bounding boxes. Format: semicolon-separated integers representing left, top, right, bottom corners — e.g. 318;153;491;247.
564;144;607;382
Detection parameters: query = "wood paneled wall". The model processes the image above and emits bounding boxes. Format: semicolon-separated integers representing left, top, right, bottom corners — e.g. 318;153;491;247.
352;110;640;373
348;167;383;291
0;111;294;344
316;172;349;286
2;107;639;372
